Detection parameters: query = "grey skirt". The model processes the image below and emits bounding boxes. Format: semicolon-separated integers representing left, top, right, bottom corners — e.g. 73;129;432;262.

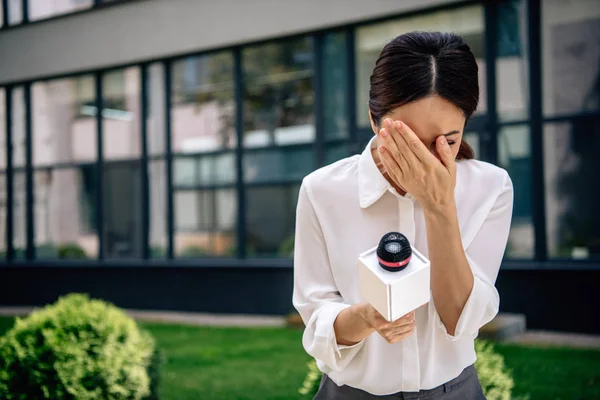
314;364;486;399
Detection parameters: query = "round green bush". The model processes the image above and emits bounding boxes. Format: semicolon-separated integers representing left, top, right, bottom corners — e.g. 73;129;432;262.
0;293;159;400
299;339;514;399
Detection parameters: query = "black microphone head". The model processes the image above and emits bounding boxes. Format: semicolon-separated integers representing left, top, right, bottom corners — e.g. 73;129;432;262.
376;232;412;272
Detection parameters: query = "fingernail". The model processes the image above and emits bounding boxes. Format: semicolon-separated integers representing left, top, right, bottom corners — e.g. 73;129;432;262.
394;121;403;130
380;129;388;137
440;136;447;145
378;146;385;153
385;119;393;129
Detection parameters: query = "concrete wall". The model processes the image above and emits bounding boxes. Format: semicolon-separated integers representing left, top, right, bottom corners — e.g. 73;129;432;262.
0;0;457;84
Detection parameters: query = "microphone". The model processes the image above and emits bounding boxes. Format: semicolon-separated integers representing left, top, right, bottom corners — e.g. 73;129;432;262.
377;232;412;272
358;232;431;321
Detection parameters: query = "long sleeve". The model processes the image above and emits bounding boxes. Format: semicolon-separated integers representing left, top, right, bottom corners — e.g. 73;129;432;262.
432;171;514;341
292;179;366;372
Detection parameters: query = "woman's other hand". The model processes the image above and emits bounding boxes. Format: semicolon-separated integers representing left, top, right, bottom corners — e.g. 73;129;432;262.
359;302;415;344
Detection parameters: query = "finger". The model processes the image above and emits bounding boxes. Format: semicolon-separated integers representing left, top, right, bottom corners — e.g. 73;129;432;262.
396;121;437;164
378;145;404;182
436;136;456;174
379;121;401;158
388;328;415;344
392;311;414;325
391;121;420;168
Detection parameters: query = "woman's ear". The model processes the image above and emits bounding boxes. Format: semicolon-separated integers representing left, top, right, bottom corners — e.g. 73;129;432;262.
368;109;379;136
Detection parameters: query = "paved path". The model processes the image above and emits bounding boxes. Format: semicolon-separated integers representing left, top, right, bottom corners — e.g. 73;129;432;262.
1;307;599;349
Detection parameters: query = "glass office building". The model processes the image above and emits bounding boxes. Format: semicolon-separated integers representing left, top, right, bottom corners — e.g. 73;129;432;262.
0;0;598;333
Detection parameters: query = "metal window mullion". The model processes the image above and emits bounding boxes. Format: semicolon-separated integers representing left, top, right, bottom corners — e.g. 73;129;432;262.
140;64;150;259
95;71;105;260
483;0;498;165
24;82;34;259
5;86;13;260
234;47;246;259
313;33;325;168
164;61;175;260
346;28;358;152
528;0;547;261
21;0;28;23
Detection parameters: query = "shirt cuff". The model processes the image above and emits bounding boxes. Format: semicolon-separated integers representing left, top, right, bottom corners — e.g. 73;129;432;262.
431;275;498;341
305;302;367;372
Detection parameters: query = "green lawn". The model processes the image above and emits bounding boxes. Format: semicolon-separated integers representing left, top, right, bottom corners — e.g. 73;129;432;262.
1;316;599;399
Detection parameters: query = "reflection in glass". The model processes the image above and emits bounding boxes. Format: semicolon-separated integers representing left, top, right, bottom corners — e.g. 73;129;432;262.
32;77;98;166
325;143;352;165
0;174;5;259
174;189;237;257
544;118;600;260
243;146;314;184
463;132;480;160
8;0;22;25
0;89;5;169
27;0;92;21
103;161;143;259
498;125;534;258
172;52;235;153
323;32;349;140
497;0;529;121
542;0;600;116
147;63;166;156
149;160;167;258
103;68;141;160
173;154;235;187
13;171;26;259
11;86;26;168
34;168;97;259
243;38;314;147
246;185;300;257
355;5;485;128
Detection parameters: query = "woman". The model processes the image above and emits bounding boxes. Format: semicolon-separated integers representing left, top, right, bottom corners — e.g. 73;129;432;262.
292;31;513;399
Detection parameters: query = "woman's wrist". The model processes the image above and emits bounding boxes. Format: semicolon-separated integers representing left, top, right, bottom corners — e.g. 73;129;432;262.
334;303;375;346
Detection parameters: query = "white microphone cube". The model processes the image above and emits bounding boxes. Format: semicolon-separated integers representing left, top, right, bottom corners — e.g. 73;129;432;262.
358;245;431;322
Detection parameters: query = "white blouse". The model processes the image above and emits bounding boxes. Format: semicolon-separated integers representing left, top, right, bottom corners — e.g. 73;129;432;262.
292;137;513;395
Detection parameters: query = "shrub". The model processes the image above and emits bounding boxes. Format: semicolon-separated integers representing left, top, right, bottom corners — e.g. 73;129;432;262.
298;339;514;399
0;293;160;400
57;243;88;259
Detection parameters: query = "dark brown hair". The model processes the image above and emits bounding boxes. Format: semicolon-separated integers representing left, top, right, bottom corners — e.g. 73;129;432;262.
369;31;478;160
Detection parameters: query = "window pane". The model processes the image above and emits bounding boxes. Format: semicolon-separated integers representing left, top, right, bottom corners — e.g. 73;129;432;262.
28;0;92;21
149;160;167;258
244;146;314;184
147;63;166;156
542;0;600;116
323;31;349;140
173;153;235;187
497;0;529;121
544;117;600;260
172;52;235;153
32;76;98;166
103;68;141;160
0;89;5;169
498;125;534;258
174;189;237;257
103;161;143;259
34;168;97;259
355;5;485;128
8;0;22;25
325;143;352;165
246;185;300;257
13;171;26;258
243;37;314;148
463;131;481;160
0;173;5;259
12;86;26;168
